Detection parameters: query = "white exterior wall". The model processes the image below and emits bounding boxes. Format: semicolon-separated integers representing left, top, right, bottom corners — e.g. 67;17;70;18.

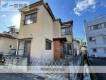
85;16;106;57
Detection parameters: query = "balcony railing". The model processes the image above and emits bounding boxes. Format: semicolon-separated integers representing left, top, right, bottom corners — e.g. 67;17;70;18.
61;32;72;36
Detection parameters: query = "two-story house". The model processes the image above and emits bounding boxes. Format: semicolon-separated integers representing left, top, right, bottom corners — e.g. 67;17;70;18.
17;0;73;65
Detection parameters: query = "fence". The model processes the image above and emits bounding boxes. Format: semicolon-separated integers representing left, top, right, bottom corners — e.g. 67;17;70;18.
4;55;27;66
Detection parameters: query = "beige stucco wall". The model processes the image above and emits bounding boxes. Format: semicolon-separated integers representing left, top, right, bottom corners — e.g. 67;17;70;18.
66;35;73;43
53;21;73;43
18;5;54;60
0;37;17;54
62;25;73;43
53;20;61;38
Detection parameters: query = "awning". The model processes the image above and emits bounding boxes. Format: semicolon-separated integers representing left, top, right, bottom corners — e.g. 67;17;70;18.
53;37;67;42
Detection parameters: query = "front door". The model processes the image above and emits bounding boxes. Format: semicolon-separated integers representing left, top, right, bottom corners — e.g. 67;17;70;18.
24;40;31;65
24;40;31;56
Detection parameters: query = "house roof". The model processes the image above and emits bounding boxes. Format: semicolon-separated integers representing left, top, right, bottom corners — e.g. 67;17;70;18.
62;21;73;25
61;20;73;28
21;0;55;20
44;3;55;20
21;0;73;24
0;33;17;39
55;19;73;28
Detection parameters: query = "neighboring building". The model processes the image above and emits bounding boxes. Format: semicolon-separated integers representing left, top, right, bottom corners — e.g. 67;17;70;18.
17;0;73;64
53;19;73;60
0;33;18;55
61;21;73;55
80;42;87;56
73;39;80;56
85;16;106;57
3;26;19;38
8;26;19;38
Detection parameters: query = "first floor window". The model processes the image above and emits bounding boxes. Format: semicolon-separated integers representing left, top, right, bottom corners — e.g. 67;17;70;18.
46;39;52;50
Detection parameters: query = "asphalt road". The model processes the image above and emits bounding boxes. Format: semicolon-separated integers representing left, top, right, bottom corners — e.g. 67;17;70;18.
0;73;45;80
89;58;106;80
89;58;106;65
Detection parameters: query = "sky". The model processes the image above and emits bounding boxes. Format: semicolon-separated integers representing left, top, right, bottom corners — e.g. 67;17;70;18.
0;0;106;41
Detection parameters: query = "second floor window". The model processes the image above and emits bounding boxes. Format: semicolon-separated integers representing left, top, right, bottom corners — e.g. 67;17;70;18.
61;27;71;35
88;22;106;31
24;12;37;25
93;24;100;30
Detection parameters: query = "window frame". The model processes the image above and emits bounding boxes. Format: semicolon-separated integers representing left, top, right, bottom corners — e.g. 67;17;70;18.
103;35;106;44
89;37;95;41
88;26;91;30
104;22;106;28
104;48;106;54
93;48;97;53
45;39;52;50
88;23;106;31
24;12;37;25
61;27;71;35
93;24;101;30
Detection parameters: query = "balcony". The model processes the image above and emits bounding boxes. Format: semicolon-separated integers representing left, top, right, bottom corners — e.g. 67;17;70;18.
61;27;72;36
61;31;73;42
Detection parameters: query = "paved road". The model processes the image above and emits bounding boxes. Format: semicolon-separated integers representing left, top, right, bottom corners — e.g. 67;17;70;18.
89;58;106;65
0;73;45;80
89;58;106;80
